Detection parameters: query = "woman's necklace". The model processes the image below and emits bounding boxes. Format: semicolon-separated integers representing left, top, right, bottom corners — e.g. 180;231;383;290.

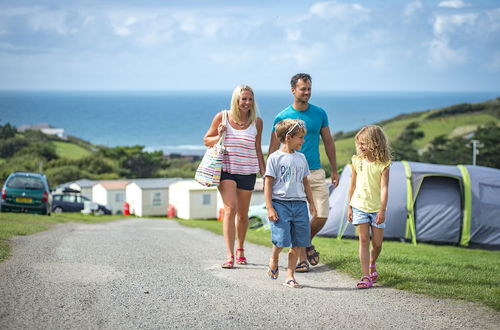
235;118;248;128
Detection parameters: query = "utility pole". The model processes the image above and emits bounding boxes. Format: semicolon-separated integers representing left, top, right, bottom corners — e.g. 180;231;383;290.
470;139;483;166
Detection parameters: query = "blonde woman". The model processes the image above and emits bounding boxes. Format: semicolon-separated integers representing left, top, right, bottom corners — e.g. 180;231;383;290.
204;85;266;268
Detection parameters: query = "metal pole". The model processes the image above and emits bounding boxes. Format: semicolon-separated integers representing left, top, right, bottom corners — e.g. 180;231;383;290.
472;140;477;166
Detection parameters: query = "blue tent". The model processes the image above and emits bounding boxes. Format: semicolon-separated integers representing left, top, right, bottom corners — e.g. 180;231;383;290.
319;161;500;249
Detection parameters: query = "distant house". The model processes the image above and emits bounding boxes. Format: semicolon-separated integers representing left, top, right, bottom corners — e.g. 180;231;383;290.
168;180;218;219
18;123;66;139
92;181;129;214
69;179;96;199
125;178;181;217
54;178;96;199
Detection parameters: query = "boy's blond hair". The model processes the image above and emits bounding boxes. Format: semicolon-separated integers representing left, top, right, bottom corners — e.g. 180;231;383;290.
355;125;391;163
274;119;307;143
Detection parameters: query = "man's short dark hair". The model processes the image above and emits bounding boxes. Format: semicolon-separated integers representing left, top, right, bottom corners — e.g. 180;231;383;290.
290;73;312;88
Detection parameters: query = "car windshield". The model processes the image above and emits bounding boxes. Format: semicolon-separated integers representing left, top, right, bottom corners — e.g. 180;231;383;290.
7;176;44;190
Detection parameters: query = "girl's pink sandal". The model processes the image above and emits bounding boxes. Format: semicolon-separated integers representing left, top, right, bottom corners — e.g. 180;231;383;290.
236;248;247;265
369;264;378;283
356;276;373;289
221;256;234;269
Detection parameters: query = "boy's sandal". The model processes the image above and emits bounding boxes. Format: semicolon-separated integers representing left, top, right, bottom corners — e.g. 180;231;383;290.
236;248;247;265
267;267;279;280
295;260;310;273
356;276;373;289
221;256;234;269
306;245;320;266
369;264;378;283
283;279;301;288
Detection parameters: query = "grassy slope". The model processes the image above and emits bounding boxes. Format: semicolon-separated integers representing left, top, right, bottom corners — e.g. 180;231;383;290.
53;141;92;160
327;107;499;169
178;219;500;311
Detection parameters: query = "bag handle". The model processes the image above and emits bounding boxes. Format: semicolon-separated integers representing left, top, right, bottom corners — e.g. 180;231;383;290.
217;110;228;147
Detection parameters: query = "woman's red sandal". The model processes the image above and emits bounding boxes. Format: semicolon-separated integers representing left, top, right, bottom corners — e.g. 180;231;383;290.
221;256;234;269
236;248;247;265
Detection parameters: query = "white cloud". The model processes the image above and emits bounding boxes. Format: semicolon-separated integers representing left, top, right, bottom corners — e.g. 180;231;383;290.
433;13;477;38
310;1;370;24
286;29;302;42
404;0;423;17
438;1;470;9
428;38;465;67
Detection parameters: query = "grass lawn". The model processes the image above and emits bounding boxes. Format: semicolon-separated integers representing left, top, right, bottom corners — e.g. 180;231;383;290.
0;212;124;262
178;218;500;311
53;141;92;160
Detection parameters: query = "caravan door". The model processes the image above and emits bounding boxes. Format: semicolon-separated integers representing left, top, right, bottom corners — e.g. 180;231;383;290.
414;176;462;244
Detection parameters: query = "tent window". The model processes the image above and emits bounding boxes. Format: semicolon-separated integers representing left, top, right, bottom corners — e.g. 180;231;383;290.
202;194;211;205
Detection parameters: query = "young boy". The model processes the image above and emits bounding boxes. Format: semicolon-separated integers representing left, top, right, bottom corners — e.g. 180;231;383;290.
265;119;317;288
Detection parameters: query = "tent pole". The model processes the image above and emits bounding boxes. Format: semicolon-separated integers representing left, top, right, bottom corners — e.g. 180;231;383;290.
402;161;417;245
457;165;472;247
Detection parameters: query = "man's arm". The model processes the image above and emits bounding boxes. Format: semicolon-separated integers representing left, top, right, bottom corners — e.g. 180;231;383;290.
268;131;280;156
320;126;339;187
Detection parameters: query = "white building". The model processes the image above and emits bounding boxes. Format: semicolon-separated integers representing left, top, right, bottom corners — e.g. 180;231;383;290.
68;179;96;199
168;180;218;219
92;180;129;214
125;178;181;217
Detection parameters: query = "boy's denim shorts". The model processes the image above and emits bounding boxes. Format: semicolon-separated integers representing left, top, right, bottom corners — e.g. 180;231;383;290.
352;207;386;229
270;200;311;248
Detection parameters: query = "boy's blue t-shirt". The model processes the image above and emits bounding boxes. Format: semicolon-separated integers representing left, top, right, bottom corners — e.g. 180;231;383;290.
273;104;329;170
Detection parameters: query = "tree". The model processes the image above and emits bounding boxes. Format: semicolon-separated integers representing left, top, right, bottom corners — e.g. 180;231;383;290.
0;123;17;139
474;122;500;169
420;135;470;165
392;122;424;161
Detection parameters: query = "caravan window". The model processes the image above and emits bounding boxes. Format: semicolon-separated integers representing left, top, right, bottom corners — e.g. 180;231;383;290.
115;193;124;203
152;192;162;206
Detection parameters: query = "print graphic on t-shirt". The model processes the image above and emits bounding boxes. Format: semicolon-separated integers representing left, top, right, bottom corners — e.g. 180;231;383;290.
279;165;304;183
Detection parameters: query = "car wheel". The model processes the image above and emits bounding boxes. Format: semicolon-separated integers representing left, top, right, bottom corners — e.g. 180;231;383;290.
53;207;63;214
249;216;263;229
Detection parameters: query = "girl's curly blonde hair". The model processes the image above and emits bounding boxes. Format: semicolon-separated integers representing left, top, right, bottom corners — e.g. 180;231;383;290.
355;125;391;163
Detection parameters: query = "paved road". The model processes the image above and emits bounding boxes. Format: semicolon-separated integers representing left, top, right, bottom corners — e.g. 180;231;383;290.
0;218;499;329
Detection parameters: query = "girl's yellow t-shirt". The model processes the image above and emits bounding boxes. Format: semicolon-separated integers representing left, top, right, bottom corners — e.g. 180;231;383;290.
350;155;391;213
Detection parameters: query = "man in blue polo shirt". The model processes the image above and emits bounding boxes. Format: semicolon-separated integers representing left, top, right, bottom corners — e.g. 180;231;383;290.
268;73;339;272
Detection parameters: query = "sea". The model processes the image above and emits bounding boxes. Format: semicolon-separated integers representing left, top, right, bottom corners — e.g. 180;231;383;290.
0;90;498;155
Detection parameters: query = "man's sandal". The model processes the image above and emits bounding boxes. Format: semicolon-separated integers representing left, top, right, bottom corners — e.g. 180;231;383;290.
295;260;310;273
283;279;301;288
221;256;234;269
267;267;279;280
306;245;320;266
356;276;373;289
369;264;378;283
236;248;247;265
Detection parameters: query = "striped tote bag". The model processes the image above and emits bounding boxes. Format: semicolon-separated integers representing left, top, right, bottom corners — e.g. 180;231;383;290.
195;110;227;187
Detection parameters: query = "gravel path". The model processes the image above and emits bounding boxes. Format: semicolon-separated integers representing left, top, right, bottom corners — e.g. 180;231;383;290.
0;218;498;329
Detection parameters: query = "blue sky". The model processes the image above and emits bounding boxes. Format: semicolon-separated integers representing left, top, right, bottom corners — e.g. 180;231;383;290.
0;0;499;91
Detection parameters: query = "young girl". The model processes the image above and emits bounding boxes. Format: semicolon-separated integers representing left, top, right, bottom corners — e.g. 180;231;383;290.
265;119;317;288
347;125;391;289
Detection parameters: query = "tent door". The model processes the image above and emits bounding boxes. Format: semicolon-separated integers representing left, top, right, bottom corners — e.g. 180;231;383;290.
414;176;462;244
